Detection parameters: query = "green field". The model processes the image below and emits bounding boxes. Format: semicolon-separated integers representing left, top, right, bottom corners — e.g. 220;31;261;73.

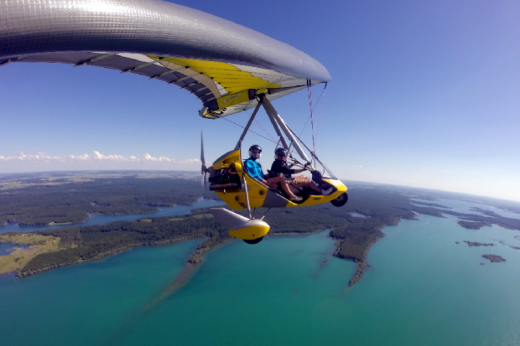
0;233;61;274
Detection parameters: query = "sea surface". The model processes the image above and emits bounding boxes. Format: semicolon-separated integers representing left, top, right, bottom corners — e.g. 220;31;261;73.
1;198;520;345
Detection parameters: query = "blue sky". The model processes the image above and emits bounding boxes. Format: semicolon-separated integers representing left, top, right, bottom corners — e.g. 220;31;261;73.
1;0;519;202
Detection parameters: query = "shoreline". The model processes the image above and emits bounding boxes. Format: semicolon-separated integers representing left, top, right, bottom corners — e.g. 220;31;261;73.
336;233;385;287
2;225;386;289
16;235;207;278
1;182;443;288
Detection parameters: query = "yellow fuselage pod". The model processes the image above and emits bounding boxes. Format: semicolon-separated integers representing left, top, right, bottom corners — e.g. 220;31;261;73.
211;149;348;211
228;221;270;240
289;178;348;208
210;208;270;240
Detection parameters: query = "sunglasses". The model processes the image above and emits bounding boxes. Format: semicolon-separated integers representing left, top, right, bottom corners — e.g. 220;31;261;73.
252;150;262;154
277;154;286;157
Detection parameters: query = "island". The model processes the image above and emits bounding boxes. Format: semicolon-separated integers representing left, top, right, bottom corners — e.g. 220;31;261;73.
409;203;520;232
458;221;490;229
470;207;502;218
497;205;520;215
464;241;494;247
482;254;505;262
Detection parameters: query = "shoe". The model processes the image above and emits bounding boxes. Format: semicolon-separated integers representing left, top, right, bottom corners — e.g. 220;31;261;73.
290;196;303;202
321;187;334;195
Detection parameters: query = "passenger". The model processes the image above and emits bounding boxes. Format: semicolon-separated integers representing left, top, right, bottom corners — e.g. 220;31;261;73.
244;145;302;202
270;148;326;195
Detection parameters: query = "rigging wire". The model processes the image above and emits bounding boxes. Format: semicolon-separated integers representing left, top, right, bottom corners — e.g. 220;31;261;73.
222;117;278;144
314;82;327;144
244;109;277;142
299;82;327;137
254;119;277;143
223;114;299;159
226;87;329;164
307;79;316;161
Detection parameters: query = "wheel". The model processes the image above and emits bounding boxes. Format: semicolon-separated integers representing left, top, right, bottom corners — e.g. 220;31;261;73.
330;192;348;207
243;237;264;245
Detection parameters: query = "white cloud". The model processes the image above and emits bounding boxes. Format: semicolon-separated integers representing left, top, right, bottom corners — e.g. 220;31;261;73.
144;153;160;162
0;151;199;166
0;152;64;162
180;158;201;164
92;151;130;161
69;154;90;161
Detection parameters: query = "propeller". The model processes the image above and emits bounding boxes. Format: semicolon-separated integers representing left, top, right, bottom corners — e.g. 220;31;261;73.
200;131;209;196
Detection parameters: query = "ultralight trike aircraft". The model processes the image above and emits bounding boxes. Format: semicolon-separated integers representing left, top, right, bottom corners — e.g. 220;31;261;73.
201;93;348;244
0;0;348;243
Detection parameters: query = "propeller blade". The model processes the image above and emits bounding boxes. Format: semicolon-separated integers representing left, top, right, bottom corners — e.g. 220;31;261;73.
200;131;206;173
201;171;210;198
200;131;211;198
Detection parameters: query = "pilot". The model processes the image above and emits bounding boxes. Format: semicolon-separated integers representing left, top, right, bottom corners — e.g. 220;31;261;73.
244;145;302;202
270;148;328;195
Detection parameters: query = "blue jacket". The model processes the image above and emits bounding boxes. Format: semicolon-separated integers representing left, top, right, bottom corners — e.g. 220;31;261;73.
244;158;264;181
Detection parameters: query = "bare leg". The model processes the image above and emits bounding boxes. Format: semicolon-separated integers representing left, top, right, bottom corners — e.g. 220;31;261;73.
267;176;297;200
306;181;322;194
292;175;322;194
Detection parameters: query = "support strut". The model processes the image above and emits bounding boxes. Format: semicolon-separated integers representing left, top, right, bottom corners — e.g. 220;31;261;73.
262;97;291;152
235;99;263;151
262;97;311;163
241;173;252;219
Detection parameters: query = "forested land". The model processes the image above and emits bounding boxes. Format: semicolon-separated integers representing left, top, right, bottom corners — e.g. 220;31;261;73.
0;175;213;227
4;174;518;285
11;186;419;285
18;215;229;277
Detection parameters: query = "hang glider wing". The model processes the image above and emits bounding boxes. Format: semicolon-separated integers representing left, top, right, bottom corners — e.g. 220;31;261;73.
0;0;331;118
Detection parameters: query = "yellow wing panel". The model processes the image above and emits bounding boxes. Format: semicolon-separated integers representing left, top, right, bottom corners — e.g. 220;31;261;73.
159;58;240;70
145;55;310;118
217;91;250;109
152;57;281;96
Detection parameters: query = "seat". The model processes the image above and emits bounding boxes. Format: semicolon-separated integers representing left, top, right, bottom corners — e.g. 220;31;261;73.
266;169;309;201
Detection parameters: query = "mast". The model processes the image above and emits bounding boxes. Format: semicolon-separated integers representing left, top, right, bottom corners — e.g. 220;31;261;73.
262;97;311;163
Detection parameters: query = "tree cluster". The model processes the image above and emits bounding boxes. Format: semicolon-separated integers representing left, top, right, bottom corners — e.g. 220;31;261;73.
0;177;212;227
21;214;229;276
19;186;419;277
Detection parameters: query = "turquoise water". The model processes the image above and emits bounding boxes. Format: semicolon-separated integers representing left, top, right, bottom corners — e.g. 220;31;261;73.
0;197;224;233
1;198;520;345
